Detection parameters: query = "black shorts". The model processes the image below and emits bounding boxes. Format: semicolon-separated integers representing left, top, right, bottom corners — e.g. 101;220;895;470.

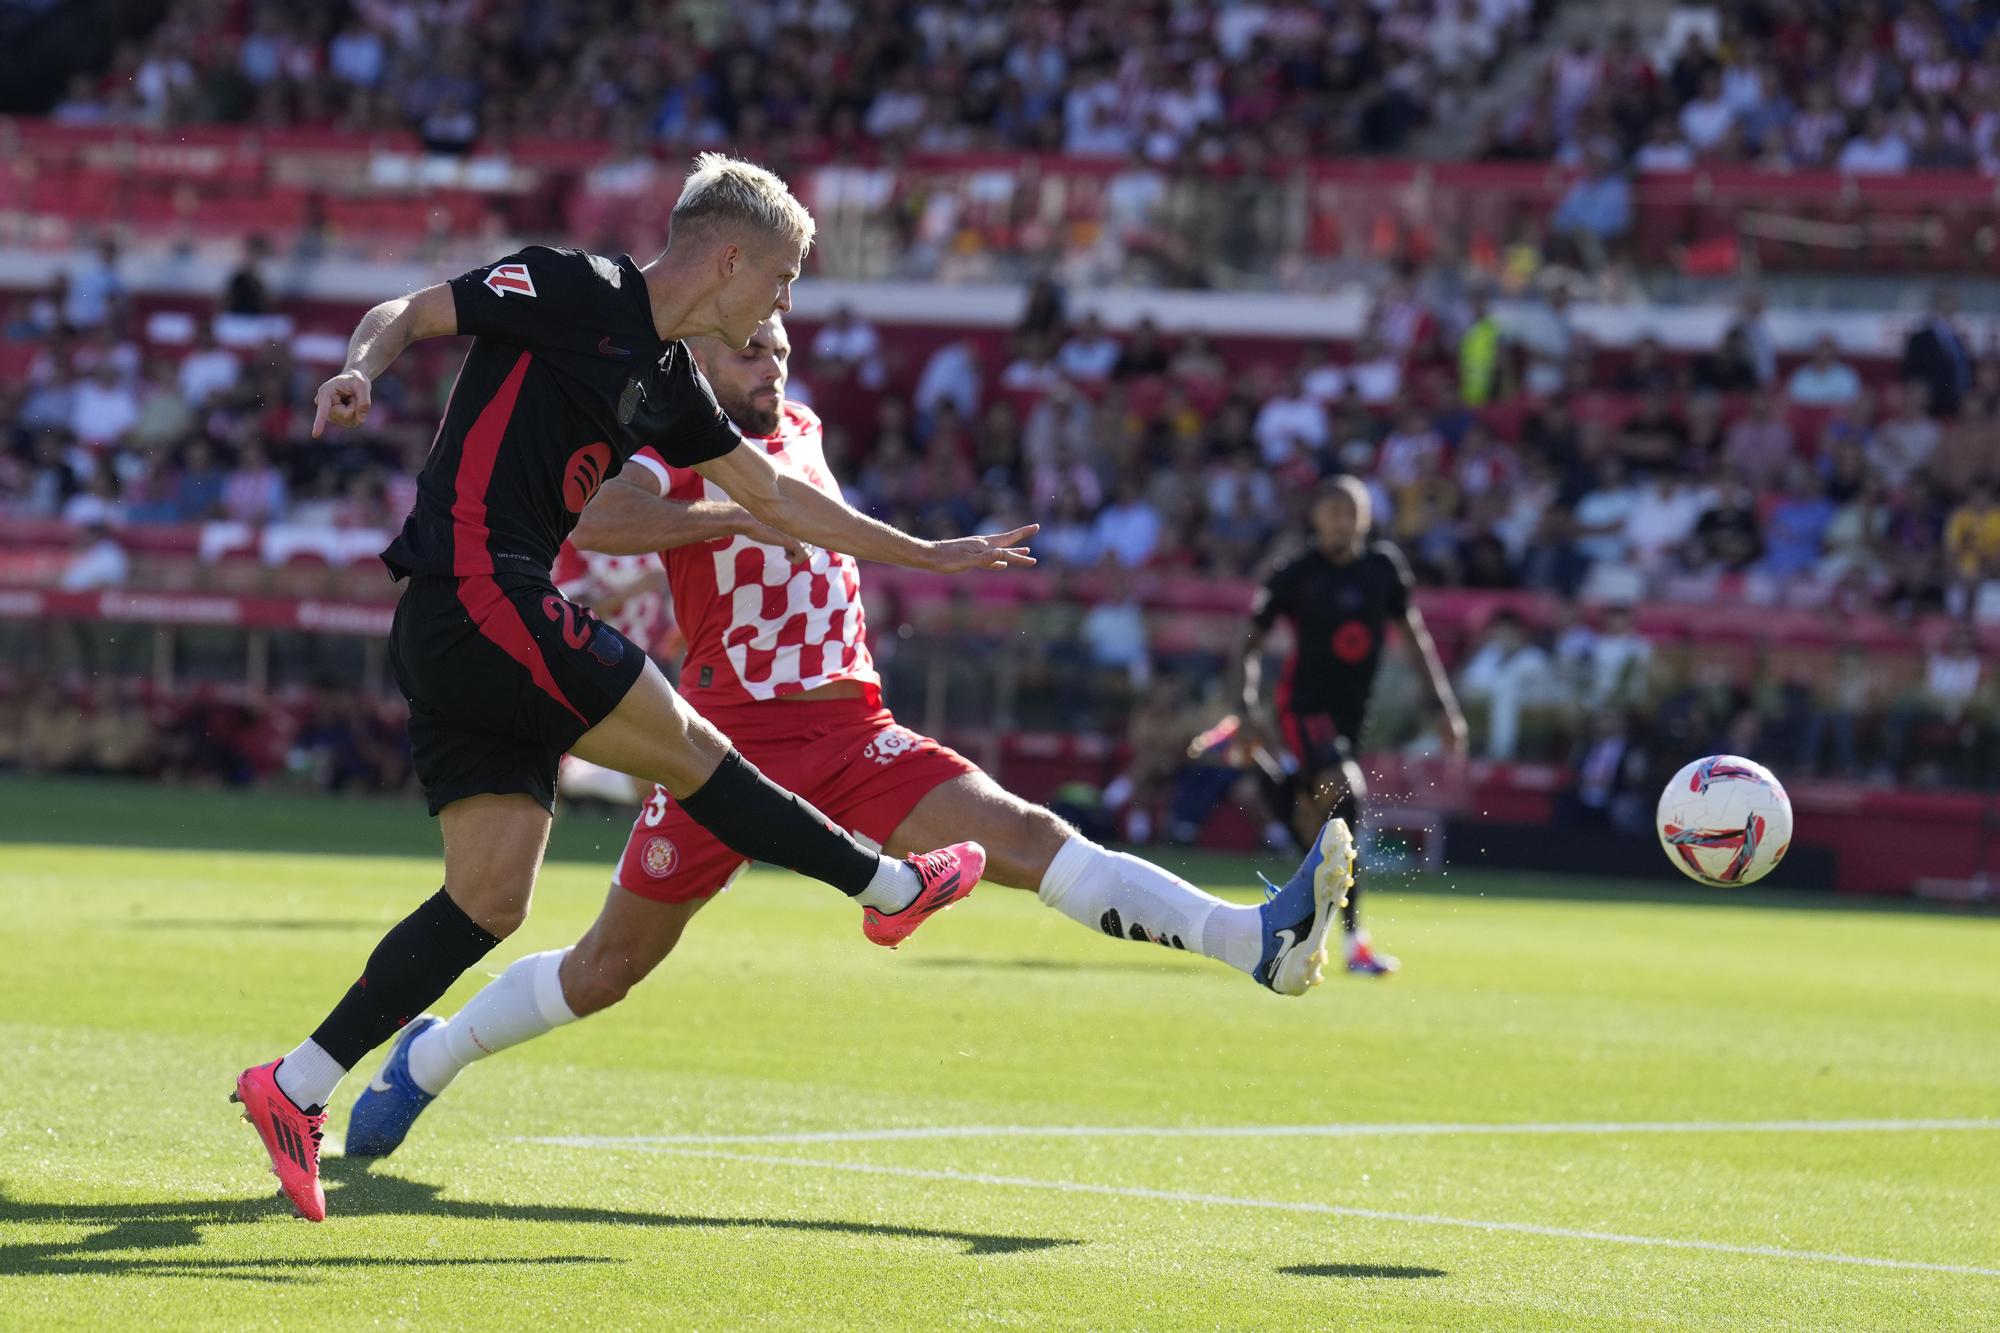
1279;708;1364;777
389;572;649;815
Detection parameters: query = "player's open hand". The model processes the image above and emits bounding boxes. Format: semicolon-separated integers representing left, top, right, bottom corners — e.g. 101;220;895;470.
311;370;372;437
926;525;1039;573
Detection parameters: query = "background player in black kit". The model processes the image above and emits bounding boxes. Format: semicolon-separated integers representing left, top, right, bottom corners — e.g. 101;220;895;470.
1238;475;1467;975
230;153;1036;1222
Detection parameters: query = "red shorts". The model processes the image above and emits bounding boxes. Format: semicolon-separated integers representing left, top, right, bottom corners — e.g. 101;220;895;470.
613;690;979;903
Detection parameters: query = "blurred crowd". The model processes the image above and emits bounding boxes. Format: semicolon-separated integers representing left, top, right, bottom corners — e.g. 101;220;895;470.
827;278;2000;626
1;239;436;536
1446;608;1995;793
0;676;411;793
1492;2;2000;175
43;0;1547;158
7;253;2000;623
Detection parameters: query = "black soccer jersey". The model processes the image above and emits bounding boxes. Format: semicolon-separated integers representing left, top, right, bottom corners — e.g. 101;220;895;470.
1250;540;1414;720
380;246;741;581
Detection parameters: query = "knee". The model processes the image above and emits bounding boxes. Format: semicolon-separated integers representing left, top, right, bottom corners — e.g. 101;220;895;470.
447;880;533;938
561;941;671;1017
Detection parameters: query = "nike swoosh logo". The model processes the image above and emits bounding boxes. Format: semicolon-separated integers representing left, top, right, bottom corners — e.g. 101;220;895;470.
367;1073;393;1093
1268;926;1300;976
598;336;632;357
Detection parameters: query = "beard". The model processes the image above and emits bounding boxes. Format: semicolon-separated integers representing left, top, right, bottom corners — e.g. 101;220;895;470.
719;390;782;438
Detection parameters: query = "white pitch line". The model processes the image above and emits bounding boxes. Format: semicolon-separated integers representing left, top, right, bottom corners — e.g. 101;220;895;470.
553;1142;2000;1279
520;1117;2000;1149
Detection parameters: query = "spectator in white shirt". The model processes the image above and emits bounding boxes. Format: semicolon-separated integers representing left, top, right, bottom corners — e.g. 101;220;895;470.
1785;336;1863;406
178;327;242;407
68;363;139;446
1870;381;1942;488
329;19;386;86
1036;486;1102;568
1509;282;1580;398
1623;474;1708;572
1298;345;1347;403
1678;72;1736;153
1057;313;1122;383
1889;624;1985;771
1346;334;1404;405
222;444;289;525
1377;406;1446;489
1573;458;1640;565
64;240;125;332
1633;120;1696;171
58;522;130;591
1430;0;1498;79
1252;372;1329;465
60;465;125;529
862;69;928;138
914;338;982;424
1584;605;1654;707
1837;110;1912;173
1458;610;1559;759
1081;565;1152;690
1000;334;1064;393
1090;477;1164;569
811;305;885;388
1204;445;1277;519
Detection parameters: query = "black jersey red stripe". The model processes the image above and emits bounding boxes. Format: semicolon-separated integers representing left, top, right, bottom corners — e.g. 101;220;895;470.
447;351;532;576
379;246;742;584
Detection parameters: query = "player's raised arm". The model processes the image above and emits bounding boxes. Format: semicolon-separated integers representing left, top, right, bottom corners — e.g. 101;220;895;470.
1404;601;1470;759
311;283;458;437
573;458;810;564
1235;576;1283;714
694;441;1036;573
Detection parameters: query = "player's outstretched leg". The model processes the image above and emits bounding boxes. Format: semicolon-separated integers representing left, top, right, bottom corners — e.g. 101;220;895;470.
235;793;546;1216
348;887;703;1156
885;772;1350;995
571;662;982;946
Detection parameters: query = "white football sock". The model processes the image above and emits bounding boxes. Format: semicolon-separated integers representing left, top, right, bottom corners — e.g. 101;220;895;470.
854;856;921;913
275;1039;346;1112
406;948;577;1096
1037;837;1262;974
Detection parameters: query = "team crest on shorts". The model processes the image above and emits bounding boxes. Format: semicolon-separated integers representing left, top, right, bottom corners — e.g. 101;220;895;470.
641;836;679;877
588;624;624;667
862;726;919;765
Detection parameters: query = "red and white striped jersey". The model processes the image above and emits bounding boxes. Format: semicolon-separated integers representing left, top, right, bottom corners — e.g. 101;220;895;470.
628;401;878;705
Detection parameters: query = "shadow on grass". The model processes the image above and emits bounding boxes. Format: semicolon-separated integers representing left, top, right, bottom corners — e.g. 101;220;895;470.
0;1158;1073;1281
1280;1261;1447;1280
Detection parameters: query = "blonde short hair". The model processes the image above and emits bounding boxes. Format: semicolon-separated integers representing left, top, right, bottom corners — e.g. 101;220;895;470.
671;152;816;252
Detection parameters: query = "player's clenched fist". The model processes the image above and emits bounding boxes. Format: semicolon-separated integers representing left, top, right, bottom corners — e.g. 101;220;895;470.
311;369;373;437
924;524;1039;573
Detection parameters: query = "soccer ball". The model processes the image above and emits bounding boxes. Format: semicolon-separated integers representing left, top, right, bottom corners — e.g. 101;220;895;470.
1655;755;1793;887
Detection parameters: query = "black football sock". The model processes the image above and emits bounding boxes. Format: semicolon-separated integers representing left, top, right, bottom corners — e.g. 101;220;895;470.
676;749;881;896
1252;767;1303;851
1332;790;1363;933
307;888;501;1073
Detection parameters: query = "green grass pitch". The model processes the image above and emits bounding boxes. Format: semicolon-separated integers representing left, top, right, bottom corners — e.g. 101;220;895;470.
2;776;1996;1330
